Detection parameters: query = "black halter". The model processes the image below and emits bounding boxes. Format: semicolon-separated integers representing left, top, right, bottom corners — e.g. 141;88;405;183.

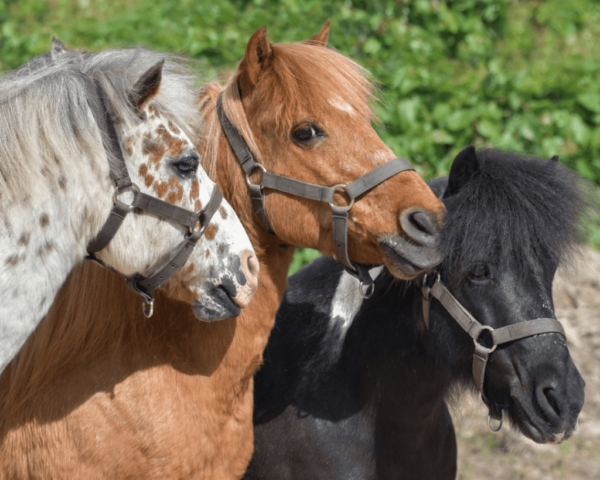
82;74;223;317
421;273;566;432
217;92;414;298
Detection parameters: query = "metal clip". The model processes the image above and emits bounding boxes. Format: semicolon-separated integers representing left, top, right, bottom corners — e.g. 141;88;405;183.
142;298;154;318
359;281;374;299
487;412;503;433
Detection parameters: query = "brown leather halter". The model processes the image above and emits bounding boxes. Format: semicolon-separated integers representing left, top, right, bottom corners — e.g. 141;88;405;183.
217;92;415;298
83;74;223;318
421;273;566;432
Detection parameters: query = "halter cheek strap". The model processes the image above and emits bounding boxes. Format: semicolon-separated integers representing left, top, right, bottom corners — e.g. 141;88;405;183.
82;74;223;317
422;274;565;431
217;92;414;297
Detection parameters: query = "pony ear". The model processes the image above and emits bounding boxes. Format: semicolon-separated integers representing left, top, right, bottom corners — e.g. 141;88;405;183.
238;26;273;97
130;60;164;114
446;145;480;197
50;36;72;60
550;155;560;163
305;20;330;47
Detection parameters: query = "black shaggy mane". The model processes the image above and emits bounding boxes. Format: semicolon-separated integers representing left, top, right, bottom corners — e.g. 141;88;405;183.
434;149;597;279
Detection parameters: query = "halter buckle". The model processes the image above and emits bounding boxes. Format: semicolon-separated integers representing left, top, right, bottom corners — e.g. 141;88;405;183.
328;184;355;211
474;325;497;353
112;183;140;212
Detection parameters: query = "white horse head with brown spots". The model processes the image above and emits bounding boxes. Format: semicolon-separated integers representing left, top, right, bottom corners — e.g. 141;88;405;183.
0;42;258;375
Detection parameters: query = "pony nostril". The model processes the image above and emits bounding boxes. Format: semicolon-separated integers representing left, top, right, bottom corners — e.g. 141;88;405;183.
410;212;437;236
399;207;441;246
536;384;563;425
237;250;259;307
543;388;561;417
247;253;259;280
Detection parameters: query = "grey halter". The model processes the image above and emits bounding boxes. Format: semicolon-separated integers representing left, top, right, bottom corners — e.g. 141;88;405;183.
217;92;414;298
83;74;223;318
422;273;566;432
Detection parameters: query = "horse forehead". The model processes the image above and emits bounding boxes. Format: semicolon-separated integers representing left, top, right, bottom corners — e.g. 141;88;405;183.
328;98;355;115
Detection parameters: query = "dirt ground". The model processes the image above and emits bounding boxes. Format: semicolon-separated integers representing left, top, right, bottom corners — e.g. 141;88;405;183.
451;246;600;480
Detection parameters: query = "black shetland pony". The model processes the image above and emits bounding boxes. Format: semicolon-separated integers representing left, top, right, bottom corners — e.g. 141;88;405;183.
244;147;589;480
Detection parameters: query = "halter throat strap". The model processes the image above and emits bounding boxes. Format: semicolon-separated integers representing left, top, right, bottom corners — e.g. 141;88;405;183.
422;274;565;423
82;74;223;314
216;92;414;293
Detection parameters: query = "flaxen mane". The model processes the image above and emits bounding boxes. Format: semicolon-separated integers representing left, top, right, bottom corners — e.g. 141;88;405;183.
0;49;204;412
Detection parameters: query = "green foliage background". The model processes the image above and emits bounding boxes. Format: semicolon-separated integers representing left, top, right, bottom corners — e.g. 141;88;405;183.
3;0;600;274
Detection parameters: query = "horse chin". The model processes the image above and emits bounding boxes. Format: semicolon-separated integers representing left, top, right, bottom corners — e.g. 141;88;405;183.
378;236;445;279
507;390;576;444
192;285;242;322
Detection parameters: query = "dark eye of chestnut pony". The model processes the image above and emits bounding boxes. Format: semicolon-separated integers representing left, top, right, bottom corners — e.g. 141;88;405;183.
468;264;490;281
292;124;324;144
172;156;199;176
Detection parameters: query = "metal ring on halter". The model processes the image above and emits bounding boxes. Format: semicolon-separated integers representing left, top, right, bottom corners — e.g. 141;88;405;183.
112;183;140;212
246;163;268;187
487;412;503;433
359;281;374;299
142;298;154;318
474;325;497;353
328;184;355;210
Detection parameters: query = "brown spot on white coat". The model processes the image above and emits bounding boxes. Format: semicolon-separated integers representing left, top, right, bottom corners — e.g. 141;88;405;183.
18;233;30;247
205;224;218;241
190;180;199;201
125;137;134;156
40;214;49;228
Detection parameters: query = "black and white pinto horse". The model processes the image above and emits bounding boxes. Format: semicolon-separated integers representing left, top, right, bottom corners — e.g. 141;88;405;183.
244;146;589;480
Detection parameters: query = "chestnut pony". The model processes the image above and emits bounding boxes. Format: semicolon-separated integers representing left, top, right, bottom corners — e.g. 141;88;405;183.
0;24;445;479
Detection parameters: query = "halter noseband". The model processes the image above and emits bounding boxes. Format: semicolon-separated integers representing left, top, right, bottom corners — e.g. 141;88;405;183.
421;273;566;432
217;92;414;298
82;74;223;318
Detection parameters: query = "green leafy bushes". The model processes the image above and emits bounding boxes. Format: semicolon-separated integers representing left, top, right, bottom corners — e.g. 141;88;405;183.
3;0;599;273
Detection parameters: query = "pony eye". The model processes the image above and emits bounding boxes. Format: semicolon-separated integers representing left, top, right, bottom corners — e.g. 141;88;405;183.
292;124;322;143
173;157;198;175
468;265;490;280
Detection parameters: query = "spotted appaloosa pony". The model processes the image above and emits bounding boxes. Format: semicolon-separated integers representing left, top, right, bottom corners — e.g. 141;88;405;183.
245;147;590;480
0;24;445;479
0;44;258;377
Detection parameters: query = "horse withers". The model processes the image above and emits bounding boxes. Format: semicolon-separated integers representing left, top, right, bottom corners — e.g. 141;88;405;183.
245;146;589;480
